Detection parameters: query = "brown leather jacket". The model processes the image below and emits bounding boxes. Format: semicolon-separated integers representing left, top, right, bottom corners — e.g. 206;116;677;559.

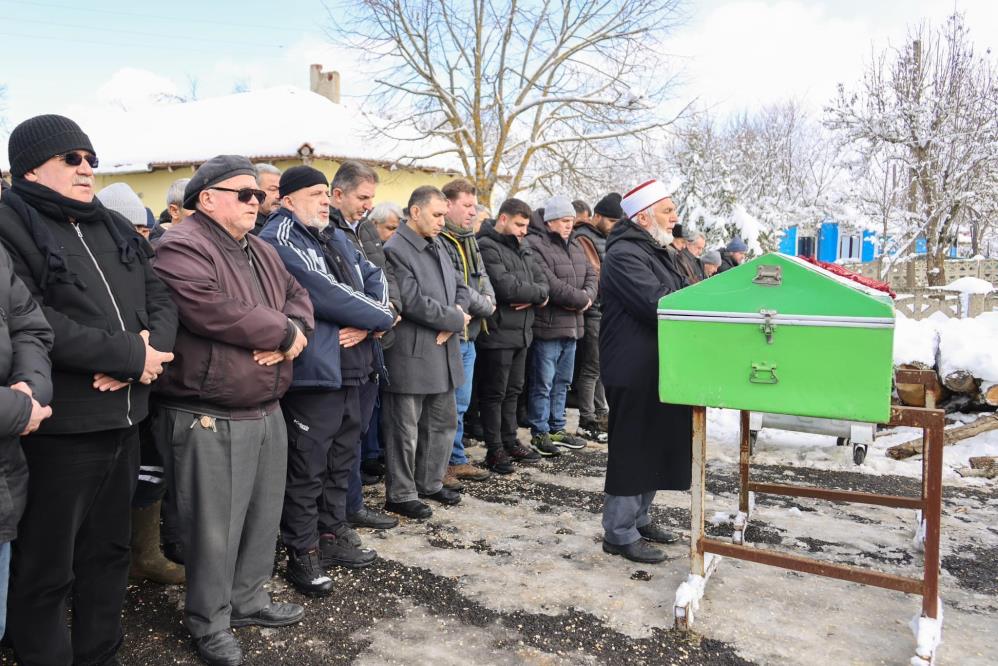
153;211;314;417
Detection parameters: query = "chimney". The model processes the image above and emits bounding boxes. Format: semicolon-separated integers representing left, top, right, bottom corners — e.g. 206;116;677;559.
309;64;341;104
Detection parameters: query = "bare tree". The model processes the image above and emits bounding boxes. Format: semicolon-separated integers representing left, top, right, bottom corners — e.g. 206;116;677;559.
827;13;998;285
328;0;686;203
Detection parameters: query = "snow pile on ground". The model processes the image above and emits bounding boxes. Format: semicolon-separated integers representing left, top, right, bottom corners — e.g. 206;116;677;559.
893;314;939;367
937;312;998;381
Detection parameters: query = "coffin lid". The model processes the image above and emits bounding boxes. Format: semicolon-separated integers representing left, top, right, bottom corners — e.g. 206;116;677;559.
658;253;895;319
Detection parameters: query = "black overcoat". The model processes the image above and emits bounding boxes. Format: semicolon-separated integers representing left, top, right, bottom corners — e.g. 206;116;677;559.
599;218;692;495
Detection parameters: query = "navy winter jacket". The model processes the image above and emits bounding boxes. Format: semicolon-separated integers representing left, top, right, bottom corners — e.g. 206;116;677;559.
261;209;394;390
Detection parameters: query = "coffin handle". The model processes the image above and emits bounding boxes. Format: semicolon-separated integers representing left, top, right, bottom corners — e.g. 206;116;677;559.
749;362;779;384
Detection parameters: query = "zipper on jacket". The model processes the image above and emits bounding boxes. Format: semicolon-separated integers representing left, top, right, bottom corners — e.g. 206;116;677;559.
244;243;283;401
73;222;133;426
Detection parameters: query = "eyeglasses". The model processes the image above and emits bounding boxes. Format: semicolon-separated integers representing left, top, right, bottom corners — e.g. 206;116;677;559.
207;187;266;204
56;152;99;168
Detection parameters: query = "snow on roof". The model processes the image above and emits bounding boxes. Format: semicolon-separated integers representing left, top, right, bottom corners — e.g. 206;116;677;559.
4;86;460;175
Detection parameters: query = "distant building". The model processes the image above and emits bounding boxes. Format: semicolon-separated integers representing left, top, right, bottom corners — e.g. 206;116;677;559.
3;65;459;210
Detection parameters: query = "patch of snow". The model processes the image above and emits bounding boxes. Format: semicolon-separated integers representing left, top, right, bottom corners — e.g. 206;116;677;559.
893;316;939;367
909;600;943;666
940;277;994;295
673;554;719;625
937;313;998;381
709;511;732;527
65;85;460;174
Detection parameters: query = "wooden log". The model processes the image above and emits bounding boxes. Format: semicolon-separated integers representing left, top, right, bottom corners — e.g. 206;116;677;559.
943;370;980;395
982;382;998;407
969;455;997;470
885;414;998;460
955;466;997;479
895;363;946;408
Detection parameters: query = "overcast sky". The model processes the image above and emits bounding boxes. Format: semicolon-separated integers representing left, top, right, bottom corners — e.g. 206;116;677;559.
2;0;997;129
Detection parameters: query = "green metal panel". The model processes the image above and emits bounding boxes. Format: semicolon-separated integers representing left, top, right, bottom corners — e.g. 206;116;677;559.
658;253;895;423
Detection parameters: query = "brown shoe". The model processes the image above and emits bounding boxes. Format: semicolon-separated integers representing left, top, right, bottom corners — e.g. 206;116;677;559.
129;501;185;585
449;463;491;482
442;471;465;491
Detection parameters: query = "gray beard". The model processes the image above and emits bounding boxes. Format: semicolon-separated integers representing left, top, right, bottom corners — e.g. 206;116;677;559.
649;225;674;246
305;218;330;232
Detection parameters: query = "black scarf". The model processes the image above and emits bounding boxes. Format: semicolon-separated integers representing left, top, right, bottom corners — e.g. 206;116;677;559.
4;178;140;289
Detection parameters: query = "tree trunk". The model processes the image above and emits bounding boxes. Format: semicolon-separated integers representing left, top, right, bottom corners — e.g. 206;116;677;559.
943;370;979;394
925;249;947;286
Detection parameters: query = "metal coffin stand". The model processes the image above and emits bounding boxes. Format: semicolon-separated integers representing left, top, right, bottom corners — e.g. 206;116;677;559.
677;369;945;665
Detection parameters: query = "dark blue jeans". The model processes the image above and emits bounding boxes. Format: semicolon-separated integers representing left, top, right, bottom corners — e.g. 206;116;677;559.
450;340;477;465
527;338;577;435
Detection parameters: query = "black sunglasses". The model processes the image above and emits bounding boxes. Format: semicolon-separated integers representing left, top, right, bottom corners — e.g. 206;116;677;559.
57;152;99;168
208;186;266;204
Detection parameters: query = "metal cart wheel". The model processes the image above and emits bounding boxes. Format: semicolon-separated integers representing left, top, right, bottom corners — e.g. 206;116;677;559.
836;436;850;447
749;431;758;455
852;443;867;465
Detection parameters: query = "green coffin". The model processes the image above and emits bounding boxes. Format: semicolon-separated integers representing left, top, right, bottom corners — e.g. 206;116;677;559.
657;253;895;423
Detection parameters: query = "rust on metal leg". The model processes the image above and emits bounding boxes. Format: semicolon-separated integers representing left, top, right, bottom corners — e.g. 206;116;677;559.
701;538;924;594
747;482;923;510
739;410;750;515
691;406;707;578
921;409;945;618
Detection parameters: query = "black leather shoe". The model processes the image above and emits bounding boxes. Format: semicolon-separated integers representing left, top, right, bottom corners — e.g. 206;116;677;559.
602;539;668;564
163;540;185;566
418;488;462;506
285;548;334;597
347;506;399;530
230;602;305;628
638;523;679;544
361;458;386;477
195;630;244;666
319;533;378;569
384;499;433;520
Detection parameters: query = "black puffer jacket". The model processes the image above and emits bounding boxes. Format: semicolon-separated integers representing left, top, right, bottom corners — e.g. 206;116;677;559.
0;200;177;435
0;245;54;542
525;219;597;340
476;220;549;350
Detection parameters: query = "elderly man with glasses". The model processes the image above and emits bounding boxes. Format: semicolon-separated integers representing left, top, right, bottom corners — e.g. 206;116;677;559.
0;114;178;665
152;155;315;666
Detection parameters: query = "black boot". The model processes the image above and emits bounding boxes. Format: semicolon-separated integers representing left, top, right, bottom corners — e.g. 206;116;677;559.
285;547;334;597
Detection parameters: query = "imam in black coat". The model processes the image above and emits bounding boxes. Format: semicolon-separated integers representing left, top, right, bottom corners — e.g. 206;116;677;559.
599;217;691;496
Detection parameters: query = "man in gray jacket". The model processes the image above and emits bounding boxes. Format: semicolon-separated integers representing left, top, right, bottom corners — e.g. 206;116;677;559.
382;186;470;520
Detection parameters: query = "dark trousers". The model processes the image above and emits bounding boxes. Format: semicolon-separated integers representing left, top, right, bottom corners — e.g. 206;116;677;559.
477;346;527;454
8;426;139;666
360;386;383;462
346;380;379;515
280;387;363;552
132;416;166;508
574;316;607;422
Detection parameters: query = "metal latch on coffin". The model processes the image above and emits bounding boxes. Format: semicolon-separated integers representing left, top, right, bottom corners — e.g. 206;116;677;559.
759;309;776;344
749;362;778;384
753;264;782;286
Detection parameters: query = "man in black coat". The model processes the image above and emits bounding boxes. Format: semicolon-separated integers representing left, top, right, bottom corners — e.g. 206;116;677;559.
0;114;177;664
0;244;54;639
599;178;690;565
718;238;748;273
571;193;622;442
476;198;550;474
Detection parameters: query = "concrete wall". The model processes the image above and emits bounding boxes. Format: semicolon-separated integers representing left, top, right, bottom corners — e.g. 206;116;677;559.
94;158;458;215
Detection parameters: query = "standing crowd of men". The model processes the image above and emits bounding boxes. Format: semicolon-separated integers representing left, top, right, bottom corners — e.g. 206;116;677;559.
0;114;748;666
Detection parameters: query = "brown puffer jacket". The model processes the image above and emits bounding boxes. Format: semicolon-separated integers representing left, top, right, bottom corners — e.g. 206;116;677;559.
153;211;314;417
525;220;597;340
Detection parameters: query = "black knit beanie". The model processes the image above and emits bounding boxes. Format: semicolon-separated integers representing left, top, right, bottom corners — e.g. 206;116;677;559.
593;192;623;219
8;114;96;178
279;166;328;198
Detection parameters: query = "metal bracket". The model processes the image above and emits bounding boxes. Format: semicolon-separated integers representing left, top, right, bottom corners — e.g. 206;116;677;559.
759;309;777;344
753;264;782;286
750;362;779;384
